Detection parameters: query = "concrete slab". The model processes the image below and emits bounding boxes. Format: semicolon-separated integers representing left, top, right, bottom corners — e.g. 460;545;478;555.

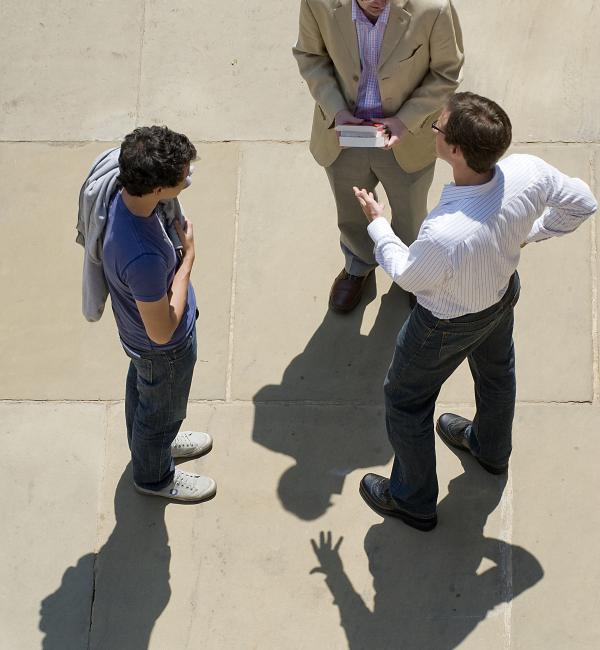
0;142;128;401
0;402;106;650
85;404;600;650
0;2;141;140
595;146;600;402
183;143;239;400
509;405;600;649
90;401;537;649
453;0;600;143
230;142;410;403
0;142;236;401
2;1;599;144
137;1;312;141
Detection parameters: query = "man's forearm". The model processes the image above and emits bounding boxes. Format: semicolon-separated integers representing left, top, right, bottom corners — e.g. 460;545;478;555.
367;218;447;294
292;0;347;122
167;257;194;334
293;50;348;122
526;170;597;243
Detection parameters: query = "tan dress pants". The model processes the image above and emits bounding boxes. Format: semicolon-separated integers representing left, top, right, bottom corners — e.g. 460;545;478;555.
325;148;435;275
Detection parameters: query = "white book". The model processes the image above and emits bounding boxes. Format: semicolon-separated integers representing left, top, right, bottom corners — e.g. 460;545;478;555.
334;124;382;135
335;123;388;148
338;135;387;148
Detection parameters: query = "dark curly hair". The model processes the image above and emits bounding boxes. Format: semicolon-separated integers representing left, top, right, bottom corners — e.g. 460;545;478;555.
118;126;197;196
444;92;512;174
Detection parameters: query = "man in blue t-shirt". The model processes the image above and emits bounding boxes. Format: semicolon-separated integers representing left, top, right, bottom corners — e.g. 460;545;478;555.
102;126;216;502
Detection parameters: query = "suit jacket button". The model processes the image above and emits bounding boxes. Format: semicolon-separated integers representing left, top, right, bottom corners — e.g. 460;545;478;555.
353;75;359;81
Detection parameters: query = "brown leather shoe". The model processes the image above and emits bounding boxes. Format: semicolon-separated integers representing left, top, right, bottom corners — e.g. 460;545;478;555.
329;269;373;313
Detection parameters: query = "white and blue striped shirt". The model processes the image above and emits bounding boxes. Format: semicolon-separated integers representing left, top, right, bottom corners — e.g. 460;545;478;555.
367;154;598;318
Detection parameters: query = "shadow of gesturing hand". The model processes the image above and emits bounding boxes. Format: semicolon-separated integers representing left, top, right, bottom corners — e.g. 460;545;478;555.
310;531;345;576
309;463;544;650
40;464;171;650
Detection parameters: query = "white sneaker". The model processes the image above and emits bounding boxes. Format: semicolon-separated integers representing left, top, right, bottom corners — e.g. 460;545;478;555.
171;430;213;458
135;468;217;502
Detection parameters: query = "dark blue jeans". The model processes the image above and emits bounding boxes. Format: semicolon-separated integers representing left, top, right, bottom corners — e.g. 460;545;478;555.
124;327;197;490
384;273;520;517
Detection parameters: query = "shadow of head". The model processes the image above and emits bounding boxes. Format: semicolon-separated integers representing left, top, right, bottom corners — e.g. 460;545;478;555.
278;462;345;520
252;282;411;520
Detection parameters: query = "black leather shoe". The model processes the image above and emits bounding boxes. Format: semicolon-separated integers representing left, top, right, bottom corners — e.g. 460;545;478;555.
329;269;373;313
359;473;437;531
435;413;508;475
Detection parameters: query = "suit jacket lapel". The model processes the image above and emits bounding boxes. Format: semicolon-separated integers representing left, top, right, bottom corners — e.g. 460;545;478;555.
378;0;412;70
333;0;360;73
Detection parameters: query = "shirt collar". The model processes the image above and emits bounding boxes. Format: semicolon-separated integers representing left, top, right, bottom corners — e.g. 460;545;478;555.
352;0;391;26
439;166;501;204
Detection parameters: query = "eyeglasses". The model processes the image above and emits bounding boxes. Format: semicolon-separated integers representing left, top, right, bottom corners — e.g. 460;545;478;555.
431;120;446;135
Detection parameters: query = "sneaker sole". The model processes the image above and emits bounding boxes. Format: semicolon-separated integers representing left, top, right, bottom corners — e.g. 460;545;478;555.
435;421;508;475
359;483;437;532
134;483;217;503
172;440;213;460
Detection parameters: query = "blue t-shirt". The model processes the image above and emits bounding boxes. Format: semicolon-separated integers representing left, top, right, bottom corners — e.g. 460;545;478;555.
102;192;197;352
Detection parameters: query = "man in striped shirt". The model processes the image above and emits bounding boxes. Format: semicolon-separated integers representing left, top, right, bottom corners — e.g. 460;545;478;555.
354;92;598;531
293;0;464;312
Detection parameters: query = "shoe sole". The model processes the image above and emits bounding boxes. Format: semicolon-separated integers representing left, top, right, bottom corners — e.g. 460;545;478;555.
172;440;213;460
435;421;508;475
359;483;437;531
134;483;217;503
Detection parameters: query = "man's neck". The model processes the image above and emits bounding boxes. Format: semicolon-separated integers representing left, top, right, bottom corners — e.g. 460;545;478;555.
452;164;494;187
363;10;378;25
356;0;386;25
121;189;159;218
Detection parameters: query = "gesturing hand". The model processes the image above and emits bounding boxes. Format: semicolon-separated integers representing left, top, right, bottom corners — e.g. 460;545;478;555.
310;531;344;576
353;186;385;222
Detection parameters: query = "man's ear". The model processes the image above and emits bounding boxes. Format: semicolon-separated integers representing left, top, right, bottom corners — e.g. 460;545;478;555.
153;186;164;198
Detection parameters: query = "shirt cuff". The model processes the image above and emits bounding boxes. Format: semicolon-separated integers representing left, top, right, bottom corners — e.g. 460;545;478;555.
367;217;394;243
525;218;552;244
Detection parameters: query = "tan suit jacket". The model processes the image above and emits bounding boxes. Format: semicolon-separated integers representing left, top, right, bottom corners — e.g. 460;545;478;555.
293;0;464;172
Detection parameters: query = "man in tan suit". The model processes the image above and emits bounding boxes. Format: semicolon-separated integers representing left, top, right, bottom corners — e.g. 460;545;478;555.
293;0;464;312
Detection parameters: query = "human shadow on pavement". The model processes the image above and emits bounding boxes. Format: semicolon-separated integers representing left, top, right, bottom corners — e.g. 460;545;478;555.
253;277;411;520
39;463;171;650
310;458;544;650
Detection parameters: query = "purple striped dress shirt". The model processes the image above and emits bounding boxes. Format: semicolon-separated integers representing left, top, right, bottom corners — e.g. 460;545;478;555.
352;0;390;120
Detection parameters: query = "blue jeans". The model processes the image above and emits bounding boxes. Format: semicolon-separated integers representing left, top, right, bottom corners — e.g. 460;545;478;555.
124;327;197;490
384;273;520;517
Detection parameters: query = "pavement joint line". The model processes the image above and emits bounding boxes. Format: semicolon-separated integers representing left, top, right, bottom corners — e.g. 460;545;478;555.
224;147;243;402
94;404;111;553
590;149;599;404
499;471;514;649
86;553;98;650
134;0;147;126
0;399;597;407
2;139;600;145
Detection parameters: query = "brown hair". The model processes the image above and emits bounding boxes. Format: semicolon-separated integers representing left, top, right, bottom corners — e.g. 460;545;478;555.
118;126;196;196
444;92;512;174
